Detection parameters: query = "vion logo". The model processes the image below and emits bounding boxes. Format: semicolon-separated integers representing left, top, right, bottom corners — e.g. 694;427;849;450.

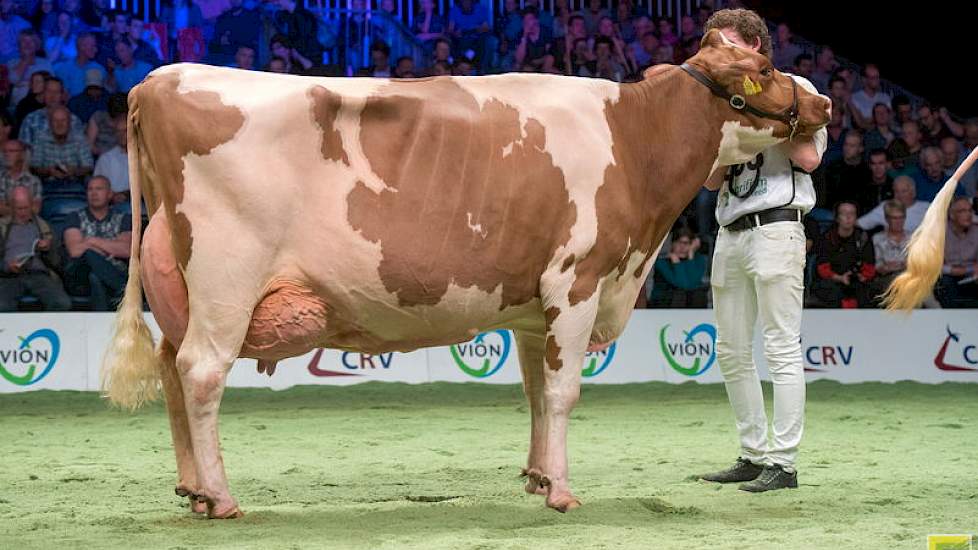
934;326;978;372
0;329;61;386
582;342;617;378
451;330;511;378
659;323;716;377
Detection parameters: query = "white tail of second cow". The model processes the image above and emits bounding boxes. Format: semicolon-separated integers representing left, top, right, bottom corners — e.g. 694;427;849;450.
883;146;978;311
100;98;162;410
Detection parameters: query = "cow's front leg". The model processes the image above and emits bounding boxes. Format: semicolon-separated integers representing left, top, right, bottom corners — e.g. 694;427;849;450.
536;298;597;512
515;330;547;496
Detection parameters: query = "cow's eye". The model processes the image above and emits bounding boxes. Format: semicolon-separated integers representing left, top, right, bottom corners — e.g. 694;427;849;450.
761;68;773;77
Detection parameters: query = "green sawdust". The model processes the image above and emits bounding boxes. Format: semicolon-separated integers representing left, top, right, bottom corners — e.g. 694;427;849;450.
1;381;976;549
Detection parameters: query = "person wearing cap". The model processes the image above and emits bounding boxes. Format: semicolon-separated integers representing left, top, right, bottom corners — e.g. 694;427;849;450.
67;68;108;124
53;33;107;97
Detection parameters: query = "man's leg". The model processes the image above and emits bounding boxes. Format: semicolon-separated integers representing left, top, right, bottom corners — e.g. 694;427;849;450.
80;250;128;295
0;278;24;311
740;222;806;491
704;228;767;477
23;273;72;311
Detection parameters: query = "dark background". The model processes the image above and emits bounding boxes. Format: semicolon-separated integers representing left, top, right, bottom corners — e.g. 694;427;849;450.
746;1;972;118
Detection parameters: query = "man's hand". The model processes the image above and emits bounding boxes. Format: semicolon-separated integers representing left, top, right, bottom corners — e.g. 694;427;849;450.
6;260;21;273
835;272;852;286
668;252;680;264
950;265;968;277
36;238;51;251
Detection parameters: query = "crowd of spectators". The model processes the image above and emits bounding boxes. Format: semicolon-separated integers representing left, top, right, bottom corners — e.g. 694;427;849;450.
0;0;974;310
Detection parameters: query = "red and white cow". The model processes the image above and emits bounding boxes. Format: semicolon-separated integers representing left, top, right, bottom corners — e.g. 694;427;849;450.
102;30;829;518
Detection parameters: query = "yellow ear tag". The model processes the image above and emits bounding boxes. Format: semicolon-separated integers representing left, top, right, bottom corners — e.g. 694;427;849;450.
743;75;763;96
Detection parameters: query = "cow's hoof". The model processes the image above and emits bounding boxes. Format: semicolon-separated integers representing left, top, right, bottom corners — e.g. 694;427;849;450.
175;486;191;498
547;493;582;513
208;504;244;519
191;499;209;514
520;468;549;496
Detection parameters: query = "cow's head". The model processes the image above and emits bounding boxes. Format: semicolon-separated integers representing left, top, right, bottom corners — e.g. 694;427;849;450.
685;29;831;162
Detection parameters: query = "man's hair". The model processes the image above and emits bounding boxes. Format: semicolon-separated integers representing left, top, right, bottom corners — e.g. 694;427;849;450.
834;200;858;217
107;93;129;119
828;75;845;89
883;199;906;217
568;14;584;26
793;53;813;66
868;148;888;161
370;40;391;57
703;8;772;58
593;36;614;50
87;175;111;190
892;94;911;108
862;63;880;77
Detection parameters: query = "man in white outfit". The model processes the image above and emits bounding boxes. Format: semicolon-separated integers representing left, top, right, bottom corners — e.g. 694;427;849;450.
697;9;829;492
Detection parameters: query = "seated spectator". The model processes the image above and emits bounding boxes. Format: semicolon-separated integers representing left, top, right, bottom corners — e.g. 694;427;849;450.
0;185;70;311
869;200;909;305
593;15;633;76
357;40;392;77
428;60;451;76
497;0;523;50
19;76;84;150
161;0;205;62
524;0;554;35
6;30;53;106
579;36;624;82
849;64;891;131
429;37;453;68
0;0;31;65
393;56;415;78
552;0;572;39
821;130;869;211
914;146;956;202
93;116;128;205
269;34;312;75
863;103;897;154
0;112;12;168
108;40;152;93
858;175;929;233
792;53;813;80
86;92;127;157
918;103;963;146
413;0;447;51
827;75;853;129
43;11;79;65
964;118;978;151
936;197;978;308
266;56;288;74
810;46;837;93
577;0;609;36
813;201;876;308
821;100;848;166
229;45;255;71
649;228;707;308
125;18;162;67
897;120;924;171
452;58;475;76
945;136;978;197
859;148;894;212
67;68;108;124
514;10;555;73
63;175;131;311
892;94;913;126
96;11;132;67
29;106;93;213
448;0;495;73
0;139;41;216
272;0;323;67
13;69;48;130
210;0;261;61
53;33;105;97
771;22;801;70
554;14;587;74
629;30;658;70
32;0;59;39
656;18;678;48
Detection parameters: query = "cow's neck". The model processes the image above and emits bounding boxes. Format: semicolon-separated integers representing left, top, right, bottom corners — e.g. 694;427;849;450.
605;67;727;251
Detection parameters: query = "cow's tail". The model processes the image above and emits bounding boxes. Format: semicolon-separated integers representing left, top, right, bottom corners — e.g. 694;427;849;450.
101;84;161;410
883;146;978;311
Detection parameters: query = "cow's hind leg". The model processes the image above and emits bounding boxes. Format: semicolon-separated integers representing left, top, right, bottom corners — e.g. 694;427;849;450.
515;330;548;496
159;337;208;514
177;318;250;519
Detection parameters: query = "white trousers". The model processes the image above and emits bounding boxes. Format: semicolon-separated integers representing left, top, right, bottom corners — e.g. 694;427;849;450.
711;221;807;468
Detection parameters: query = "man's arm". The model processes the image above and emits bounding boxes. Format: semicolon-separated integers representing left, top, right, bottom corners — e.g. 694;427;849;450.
89;231;132;259
63;227;89;258
785;126;828;173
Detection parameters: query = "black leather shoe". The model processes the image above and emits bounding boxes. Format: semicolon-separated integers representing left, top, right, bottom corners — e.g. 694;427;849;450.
699;458;764;483
738;463;798;492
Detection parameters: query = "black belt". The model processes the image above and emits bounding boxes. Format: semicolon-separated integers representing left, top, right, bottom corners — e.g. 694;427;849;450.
724;208;802;232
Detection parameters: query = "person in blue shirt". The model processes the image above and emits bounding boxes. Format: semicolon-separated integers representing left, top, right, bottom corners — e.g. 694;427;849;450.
649;228;708;308
448;0;496;73
109;40;152;93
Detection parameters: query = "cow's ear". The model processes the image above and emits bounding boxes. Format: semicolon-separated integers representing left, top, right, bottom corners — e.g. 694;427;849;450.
700;29;728;50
